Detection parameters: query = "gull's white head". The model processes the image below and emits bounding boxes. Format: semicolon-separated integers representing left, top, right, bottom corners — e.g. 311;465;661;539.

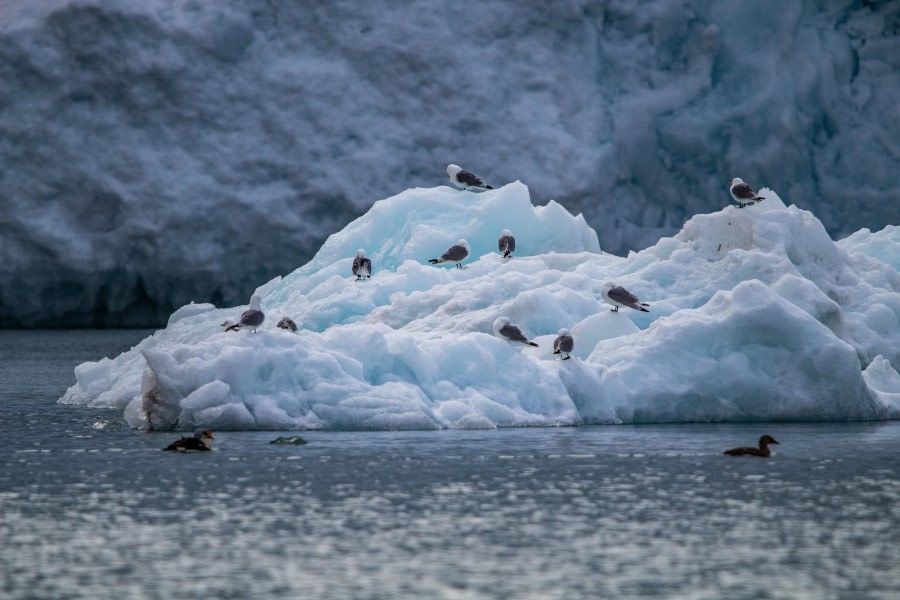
492;316;510;335
558;328;571;336
356;249;366;258
730;177;745;186
447;164;462;178
458;239;470;251
248;294;262;311
601;282;615;294
501;229;512;236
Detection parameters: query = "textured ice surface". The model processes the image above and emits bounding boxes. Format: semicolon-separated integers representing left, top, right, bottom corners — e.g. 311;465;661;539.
2;1;899;325
61;183;900;430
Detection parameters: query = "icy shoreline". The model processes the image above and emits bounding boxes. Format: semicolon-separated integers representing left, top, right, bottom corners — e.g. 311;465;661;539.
60;183;900;430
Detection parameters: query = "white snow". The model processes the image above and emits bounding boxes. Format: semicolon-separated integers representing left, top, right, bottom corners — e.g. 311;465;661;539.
61;182;900;430
2;1;899;326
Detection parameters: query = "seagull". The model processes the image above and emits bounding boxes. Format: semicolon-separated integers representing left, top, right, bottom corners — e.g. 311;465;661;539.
163;430;214;452
492;316;539;347
601;283;650;313
352;249;372;280
428;239;470;269
276;317;297;332
724;435;779;457
220;319;240;332
447;164;493;191
553;328;574;360
729;177;765;208
236;294;265;332
498;229;516;258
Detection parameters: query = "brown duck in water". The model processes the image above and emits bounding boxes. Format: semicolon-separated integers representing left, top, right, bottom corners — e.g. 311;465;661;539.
724;434;779;457
163;430;214;452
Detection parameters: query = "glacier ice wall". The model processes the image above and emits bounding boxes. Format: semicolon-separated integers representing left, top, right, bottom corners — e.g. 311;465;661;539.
60;182;900;430
2;0;899;326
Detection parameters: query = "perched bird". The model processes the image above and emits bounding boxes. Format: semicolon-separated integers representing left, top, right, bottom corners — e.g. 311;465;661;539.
276;316;297;332
724;434;780;457
163;430;214;452
601;283;650;313
493;316;539;347
220;319;240;332
447;164;493;191
352;249;372;280
729;177;765;208
553;328;574;360
236;294;265;332
498;229;516;258
428;239;470;269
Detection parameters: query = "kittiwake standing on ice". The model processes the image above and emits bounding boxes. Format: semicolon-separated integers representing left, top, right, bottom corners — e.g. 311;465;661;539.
428;239;470;268
553;329;574;360
601;283;650;313
352;249;372;280
498;229;516;258
447;164;493;191
729;177;765;208
234;294;265;332
493;317;539;347
220;319;240;332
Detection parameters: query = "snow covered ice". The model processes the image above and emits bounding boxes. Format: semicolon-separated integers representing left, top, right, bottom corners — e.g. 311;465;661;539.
61;182;900;430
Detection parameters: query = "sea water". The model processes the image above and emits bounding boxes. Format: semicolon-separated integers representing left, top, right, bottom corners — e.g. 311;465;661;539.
2;330;899;599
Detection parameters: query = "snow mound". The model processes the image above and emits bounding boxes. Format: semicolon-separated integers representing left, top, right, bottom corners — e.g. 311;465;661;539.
60;183;900;430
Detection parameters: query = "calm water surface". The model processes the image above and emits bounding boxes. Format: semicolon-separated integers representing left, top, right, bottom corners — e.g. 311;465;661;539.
1;330;899;599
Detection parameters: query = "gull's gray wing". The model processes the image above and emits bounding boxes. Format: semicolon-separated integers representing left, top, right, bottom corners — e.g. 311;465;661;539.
499;323;529;344
731;183;757;200
240;309;265;327
441;244;469;262
607;286;643;310
456;170;485;187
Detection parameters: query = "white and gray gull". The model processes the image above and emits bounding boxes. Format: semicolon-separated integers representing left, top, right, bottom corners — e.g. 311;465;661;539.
235;294;265;332
493;316;539;347
553;328;574;360
352;249;372;280
428;239;470;269
729;177;765;208
447;164;493;191
601;283;650;313
498;229;516;258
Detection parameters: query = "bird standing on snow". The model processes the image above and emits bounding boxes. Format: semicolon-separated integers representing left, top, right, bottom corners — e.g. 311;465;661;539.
428;239;470;269
220;319;240;332
276;317;297;332
724;434;779;457
163;430;214;452
447;164;493;191
235;294;265;332
601;283;650;313
553;328;574;360
493;317;539;347
498;229;516;258
352;249;372;280
729;177;765;208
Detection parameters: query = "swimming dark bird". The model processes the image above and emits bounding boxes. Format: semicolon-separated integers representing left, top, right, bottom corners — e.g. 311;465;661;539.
553;328;574;360
428;239;470;269
498;229;516;258
447;164;493;191
236;294;265;332
163;430;214;452
724;434;779;457
276;317;297;332
729;177;765;208
493;316;539;347
601;283;650;312
352;249;372;280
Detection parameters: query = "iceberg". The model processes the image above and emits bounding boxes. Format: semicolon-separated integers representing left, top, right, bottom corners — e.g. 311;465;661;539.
60;182;900;430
